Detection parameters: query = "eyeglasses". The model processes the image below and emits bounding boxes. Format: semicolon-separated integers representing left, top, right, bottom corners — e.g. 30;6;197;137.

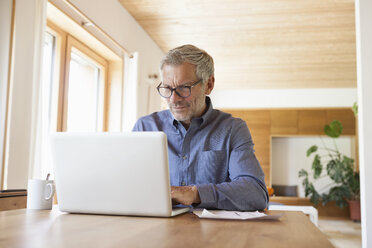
156;79;203;98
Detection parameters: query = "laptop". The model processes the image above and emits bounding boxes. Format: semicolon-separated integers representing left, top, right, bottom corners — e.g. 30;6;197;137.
50;132;189;217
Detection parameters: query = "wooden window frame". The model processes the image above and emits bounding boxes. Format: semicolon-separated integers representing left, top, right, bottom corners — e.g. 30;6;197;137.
46;21;110;132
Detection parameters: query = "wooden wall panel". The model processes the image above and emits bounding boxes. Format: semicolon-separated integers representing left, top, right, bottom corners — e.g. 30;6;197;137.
298;110;327;134
227;110;271;185
326;109;355;135
261;167;271;186
0;196;27;211
270;110;298;135
224;108;356;186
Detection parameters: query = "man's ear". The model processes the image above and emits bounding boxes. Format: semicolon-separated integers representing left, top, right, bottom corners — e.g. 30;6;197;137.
204;76;215;95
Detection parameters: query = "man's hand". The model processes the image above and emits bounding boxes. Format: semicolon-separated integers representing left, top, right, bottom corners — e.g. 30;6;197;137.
171;186;201;206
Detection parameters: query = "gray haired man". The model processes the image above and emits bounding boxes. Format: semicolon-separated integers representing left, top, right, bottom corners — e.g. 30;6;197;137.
133;44;268;211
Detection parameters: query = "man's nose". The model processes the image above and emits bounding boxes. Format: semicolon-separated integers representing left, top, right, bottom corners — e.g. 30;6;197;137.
169;90;182;102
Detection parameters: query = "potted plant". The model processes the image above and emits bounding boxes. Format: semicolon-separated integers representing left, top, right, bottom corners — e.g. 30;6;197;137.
299;120;360;221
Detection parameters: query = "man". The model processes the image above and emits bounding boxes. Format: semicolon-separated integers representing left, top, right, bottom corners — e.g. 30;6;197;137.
133;45;268;211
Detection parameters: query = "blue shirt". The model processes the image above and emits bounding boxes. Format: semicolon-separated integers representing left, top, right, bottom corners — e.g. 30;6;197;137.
132;97;268;211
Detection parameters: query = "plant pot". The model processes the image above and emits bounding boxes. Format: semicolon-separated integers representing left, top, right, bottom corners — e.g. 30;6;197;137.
348;200;361;222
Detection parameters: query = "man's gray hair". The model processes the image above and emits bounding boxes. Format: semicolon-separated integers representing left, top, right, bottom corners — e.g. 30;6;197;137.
160;44;214;83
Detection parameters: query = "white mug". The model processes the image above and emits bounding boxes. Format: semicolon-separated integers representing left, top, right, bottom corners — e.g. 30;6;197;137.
27;179;55;210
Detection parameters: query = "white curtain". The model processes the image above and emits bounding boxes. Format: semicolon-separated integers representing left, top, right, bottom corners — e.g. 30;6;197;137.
29;0;48;180
0;0;14;189
4;0;47;188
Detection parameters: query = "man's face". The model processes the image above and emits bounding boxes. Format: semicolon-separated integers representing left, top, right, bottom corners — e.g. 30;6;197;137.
161;62;214;125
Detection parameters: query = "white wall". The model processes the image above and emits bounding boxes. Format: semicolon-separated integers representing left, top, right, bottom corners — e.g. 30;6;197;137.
355;0;372;247
0;0;13;188
272;136;354;197
69;0;164;129
211;88;357;109
4;0;45;189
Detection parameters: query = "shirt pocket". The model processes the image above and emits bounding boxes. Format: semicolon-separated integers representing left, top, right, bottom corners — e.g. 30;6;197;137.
195;150;228;184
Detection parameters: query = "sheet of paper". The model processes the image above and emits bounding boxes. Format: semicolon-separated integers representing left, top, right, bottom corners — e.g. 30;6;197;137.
193;209;283;220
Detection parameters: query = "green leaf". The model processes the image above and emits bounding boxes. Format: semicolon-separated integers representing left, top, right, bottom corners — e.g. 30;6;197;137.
306;145;318;157
298;169;308;178
324;120;343;138
321;193;330;206
326;160;344;183
304;180;313;197
301;180;322;206
312;154;322;179
346;171;360;199
342;156;354;171
352;102;358;116
310;190;321;206
327;185;351;208
301;178;309;193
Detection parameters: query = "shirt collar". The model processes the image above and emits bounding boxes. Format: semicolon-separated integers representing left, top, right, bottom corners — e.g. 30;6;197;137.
198;96;214;124
169;96;214;128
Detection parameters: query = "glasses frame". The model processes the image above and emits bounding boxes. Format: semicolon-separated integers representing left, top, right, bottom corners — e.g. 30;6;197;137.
156;79;203;98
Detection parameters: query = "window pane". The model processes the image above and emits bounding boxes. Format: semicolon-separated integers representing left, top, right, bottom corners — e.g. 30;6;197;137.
66;49;100;132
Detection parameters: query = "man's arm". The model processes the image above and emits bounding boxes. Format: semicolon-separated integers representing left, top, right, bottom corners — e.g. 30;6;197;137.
171;173;268;210
197;119;268;210
172;119;268;211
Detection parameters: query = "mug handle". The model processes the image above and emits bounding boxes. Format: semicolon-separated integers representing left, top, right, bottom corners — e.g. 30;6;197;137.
45;183;55;200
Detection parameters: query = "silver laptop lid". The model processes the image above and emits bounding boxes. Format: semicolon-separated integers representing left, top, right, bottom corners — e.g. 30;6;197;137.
50;132;174;216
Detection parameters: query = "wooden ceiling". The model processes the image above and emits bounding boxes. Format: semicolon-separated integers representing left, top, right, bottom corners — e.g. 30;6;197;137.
119;0;356;90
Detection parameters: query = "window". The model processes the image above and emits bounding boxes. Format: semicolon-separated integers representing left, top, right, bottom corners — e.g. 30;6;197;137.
32;2;124;179
67;50;103;131
64;35;108;132
38;29;110;177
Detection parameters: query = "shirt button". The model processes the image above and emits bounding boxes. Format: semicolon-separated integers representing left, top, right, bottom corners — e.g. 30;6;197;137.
182;155;187;160
181;181;186;186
